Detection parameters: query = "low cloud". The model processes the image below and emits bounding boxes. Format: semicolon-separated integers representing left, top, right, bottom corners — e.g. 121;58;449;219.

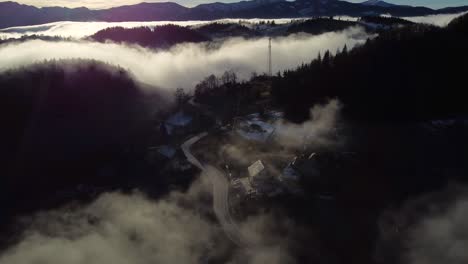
220;99;342;189
405;187;468;264
0;21;202;39
0;195;220;264
274;99;342;149
403;12;468;27
0;172;297;264
0;177;221;264
0;19;299;39
0;27;369;92
375;184;468;264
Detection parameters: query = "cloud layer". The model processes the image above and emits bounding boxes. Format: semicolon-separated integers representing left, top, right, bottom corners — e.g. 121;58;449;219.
0;172;295;264
0;27;369;92
0;179;222;263
406;188;468;264
403;12;468;27
376;185;468;264
0;19;299;39
274;99;342;149
0;12;464;40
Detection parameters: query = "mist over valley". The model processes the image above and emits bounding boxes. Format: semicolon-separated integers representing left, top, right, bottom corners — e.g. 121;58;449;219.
1;2;468;264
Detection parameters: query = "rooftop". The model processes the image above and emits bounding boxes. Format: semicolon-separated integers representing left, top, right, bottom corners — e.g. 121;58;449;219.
155;145;176;158
248;160;265;178
164;111;193;135
239;177;255;194
236;119;275;142
166;111;193;127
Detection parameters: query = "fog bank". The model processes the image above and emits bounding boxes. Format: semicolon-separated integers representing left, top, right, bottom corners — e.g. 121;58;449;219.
0;19;300;39
274;99;342;149
405;186;468;264
0;175;296;264
404;12;468;27
0;27;369;92
375;185;468;264
0;12;464;40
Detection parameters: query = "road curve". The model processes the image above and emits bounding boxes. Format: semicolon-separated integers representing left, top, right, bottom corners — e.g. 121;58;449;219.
181;132;253;247
181;132;207;170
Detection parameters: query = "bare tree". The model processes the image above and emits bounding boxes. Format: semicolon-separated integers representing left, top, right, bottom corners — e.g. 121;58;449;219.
174;87;189;107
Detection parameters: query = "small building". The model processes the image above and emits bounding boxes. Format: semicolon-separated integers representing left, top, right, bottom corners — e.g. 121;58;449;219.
235;116;275;143
266;110;284;121
248;160;267;180
231;177;256;197
239;177;255;195
288;152;350;199
293;153;321;178
279;158;303;194
163;111;193;136
281;162;301;181
151;145;177;159
170;157;192;171
276;153;321;194
248;160;279;194
147;145;177;165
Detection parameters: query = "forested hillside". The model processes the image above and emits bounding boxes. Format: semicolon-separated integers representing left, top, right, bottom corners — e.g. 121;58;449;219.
0;61;157;242
287;18;359;35
90;25;210;49
272;13;468;123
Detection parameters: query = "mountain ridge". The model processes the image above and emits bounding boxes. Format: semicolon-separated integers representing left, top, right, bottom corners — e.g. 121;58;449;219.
1;0;468;29
361;0;397;8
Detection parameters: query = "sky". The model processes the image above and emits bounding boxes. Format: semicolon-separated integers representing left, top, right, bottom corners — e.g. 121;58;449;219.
2;0;468;9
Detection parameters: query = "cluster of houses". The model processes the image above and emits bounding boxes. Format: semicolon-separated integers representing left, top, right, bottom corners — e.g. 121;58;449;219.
227;110;347;203
231;159;283;198
230;154;320;199
233;111;282;143
228;150;348;206
227;111;317;199
146;105;342;205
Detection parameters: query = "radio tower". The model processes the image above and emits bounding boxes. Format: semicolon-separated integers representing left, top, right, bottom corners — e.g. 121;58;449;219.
268;37;272;76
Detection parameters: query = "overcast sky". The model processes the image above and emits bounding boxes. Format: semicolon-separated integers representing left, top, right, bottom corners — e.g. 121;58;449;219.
2;0;468;9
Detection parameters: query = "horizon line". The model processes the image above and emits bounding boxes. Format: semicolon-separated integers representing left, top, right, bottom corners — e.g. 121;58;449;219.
1;0;467;11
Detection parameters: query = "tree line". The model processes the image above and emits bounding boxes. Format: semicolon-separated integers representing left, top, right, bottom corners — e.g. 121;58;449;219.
272;13;468;123
0;60;167;245
90;25;210;49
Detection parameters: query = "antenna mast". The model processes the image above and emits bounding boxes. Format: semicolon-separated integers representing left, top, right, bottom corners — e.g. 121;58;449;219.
268;37;272;76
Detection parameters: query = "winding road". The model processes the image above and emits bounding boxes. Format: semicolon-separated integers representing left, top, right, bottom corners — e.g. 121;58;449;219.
181;132;253;247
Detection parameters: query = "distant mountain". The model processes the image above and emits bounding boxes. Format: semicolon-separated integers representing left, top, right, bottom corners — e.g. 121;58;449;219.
437;5;468;14
1;0;468;29
195;0;285;12
361;0;396;8
0;2;95;29
98;2;190;21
